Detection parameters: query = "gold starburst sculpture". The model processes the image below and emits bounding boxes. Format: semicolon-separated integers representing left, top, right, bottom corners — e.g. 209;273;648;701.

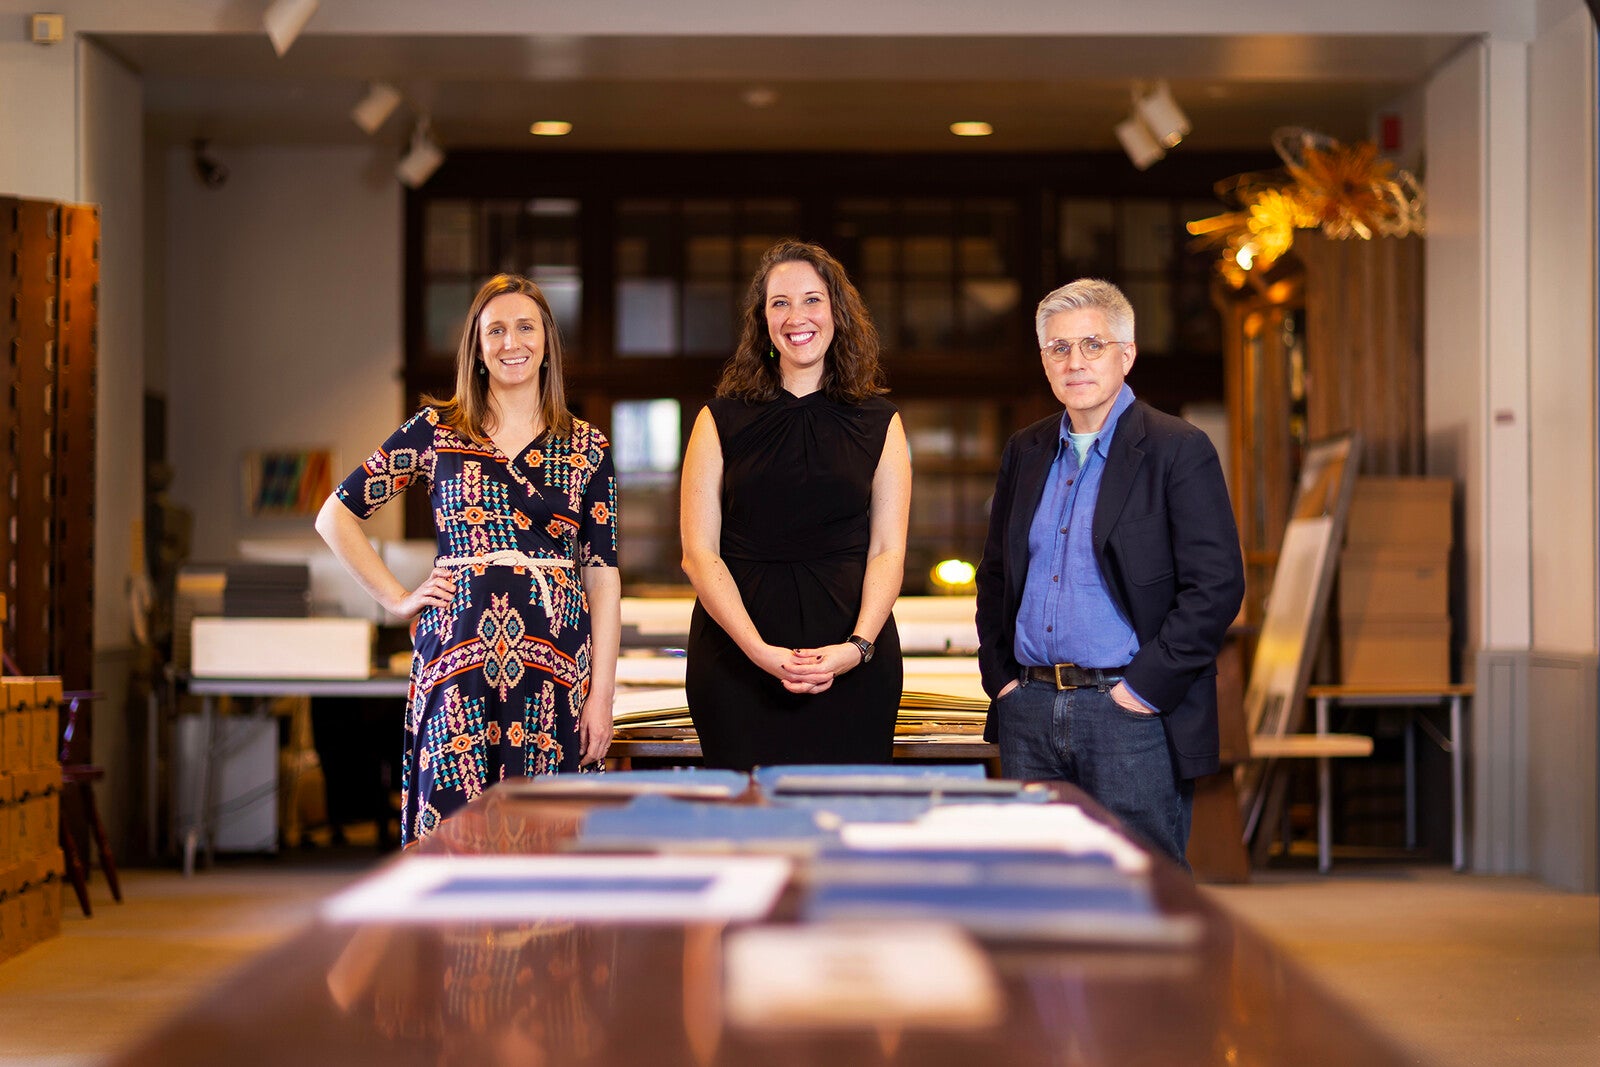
1186;127;1426;286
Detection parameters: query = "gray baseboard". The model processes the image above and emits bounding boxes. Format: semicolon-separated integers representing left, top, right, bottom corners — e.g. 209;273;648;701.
1474;650;1599;891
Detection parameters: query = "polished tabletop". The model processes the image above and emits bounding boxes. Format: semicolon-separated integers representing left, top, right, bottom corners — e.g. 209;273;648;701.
113;784;1410;1067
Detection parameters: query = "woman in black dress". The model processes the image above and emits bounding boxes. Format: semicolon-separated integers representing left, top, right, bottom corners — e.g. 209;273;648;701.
680;240;911;770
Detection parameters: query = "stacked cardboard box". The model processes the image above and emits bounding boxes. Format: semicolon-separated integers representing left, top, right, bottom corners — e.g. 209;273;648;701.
0;674;65;963
1338;477;1454;686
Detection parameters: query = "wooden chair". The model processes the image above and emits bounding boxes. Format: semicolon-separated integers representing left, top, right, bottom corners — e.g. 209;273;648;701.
58;691;122;916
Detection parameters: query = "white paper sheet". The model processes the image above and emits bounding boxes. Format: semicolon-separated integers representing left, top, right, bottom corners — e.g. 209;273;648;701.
723;921;1002;1030
321;854;792;924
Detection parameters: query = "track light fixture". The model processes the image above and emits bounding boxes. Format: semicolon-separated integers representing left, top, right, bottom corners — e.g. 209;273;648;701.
1115;115;1166;171
351;82;402;135
1115;80;1192;170
263;0;319;57
1136;81;1191;149
396;118;445;189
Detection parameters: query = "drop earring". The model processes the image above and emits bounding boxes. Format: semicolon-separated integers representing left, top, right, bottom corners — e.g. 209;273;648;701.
767;345;777;360
478;361;487;376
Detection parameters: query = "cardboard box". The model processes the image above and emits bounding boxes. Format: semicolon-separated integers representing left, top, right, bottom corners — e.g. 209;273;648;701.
1339;546;1451;618
1340;616;1451;686
191;617;375;679
0;777;12;866
10;770;59;859
31;706;57;769
2;678;36;775
33;876;62;941
0;701;28;777
31;679;62;769
0;888;22;962
1346;477;1454;547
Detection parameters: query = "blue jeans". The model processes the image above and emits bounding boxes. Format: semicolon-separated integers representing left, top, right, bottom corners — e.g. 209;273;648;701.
996;672;1194;868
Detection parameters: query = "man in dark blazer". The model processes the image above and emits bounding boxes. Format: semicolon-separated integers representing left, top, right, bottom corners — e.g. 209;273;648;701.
976;279;1244;866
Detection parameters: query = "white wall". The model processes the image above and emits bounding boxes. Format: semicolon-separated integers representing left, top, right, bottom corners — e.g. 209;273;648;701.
0;11;76;199
1528;2;1598;654
1424;44;1489;655
78;38;144;651
164;145;405;559
1524;0;1599;892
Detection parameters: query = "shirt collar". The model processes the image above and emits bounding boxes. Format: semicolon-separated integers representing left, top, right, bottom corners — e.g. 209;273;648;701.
1058;384;1137;459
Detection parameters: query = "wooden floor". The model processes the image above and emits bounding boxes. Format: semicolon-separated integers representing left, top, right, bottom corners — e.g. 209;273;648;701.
2;851;1597;1066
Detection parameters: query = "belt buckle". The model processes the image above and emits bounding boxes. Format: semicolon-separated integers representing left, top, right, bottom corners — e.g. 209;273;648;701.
1053;662;1079;690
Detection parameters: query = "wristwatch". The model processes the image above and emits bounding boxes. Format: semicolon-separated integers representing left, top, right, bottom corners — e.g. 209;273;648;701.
847;634;875;664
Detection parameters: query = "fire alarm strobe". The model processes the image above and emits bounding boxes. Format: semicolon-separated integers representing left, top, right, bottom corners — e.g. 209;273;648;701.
31;13;65;45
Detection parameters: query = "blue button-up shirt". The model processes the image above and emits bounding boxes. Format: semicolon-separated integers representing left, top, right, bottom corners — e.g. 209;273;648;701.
1015;385;1142;675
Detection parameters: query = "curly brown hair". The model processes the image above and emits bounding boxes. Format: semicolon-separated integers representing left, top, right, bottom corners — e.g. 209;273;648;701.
715;239;887;403
423;274;573;444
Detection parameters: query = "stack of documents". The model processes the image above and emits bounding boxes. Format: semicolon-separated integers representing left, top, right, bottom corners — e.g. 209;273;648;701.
799;803;1196;946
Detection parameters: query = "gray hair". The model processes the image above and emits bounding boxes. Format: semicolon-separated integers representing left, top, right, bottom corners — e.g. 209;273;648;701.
1035;278;1135;346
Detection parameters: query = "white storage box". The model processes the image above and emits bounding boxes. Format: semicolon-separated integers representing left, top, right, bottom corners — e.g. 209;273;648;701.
190;617;374;679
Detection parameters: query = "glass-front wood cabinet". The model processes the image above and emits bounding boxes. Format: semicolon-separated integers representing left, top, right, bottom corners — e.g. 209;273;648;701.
406;151;1260;590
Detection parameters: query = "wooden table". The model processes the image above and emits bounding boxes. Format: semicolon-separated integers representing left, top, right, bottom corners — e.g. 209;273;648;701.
172;673;410;876
111;783;1414;1067
1305;683;1473;871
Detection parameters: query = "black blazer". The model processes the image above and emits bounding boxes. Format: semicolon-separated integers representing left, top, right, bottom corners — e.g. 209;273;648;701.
975;400;1245;779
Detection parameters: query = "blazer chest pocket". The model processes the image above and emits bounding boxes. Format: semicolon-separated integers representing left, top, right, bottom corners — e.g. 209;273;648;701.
1114;510;1174;586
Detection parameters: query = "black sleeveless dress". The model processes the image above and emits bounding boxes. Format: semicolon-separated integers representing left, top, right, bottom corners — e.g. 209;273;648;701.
686;391;903;770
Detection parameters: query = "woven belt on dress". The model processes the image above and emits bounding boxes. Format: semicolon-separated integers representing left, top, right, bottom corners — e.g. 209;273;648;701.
1024;663;1127;690
434;551;574;623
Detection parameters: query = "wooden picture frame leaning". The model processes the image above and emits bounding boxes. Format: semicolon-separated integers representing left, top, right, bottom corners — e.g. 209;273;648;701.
1237;431;1362;849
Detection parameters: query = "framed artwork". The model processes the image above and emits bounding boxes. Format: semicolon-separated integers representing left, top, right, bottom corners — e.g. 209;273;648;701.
243;448;333;517
1237;431;1362;844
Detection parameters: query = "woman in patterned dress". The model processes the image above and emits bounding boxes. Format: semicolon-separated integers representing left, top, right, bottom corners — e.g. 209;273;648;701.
317;274;619;845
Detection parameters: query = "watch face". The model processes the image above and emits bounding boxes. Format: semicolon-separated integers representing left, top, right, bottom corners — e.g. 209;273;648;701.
850;636;874;663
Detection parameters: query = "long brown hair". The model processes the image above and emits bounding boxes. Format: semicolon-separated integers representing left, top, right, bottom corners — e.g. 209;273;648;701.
715;239;887;403
424;274;573;443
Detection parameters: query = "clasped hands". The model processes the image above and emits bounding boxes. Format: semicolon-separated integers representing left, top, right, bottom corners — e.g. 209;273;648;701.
758;642;859;694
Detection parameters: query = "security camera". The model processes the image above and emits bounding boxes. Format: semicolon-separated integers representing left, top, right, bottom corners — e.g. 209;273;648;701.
192;140;229;189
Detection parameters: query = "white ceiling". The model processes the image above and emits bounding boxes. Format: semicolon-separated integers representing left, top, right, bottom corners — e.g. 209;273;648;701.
100;32;1470;153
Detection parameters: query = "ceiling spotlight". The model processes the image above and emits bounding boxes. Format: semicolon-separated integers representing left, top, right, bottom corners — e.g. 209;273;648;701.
949;121;993;137
529;120;573;137
742;87;777;108
262;0;320;57
1115;114;1165;170
1135;80;1191;149
351;82;402;135
1115;81;1192;169
396;119;444;189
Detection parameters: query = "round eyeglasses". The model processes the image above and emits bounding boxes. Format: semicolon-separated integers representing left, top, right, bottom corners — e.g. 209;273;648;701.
1040;337;1130;362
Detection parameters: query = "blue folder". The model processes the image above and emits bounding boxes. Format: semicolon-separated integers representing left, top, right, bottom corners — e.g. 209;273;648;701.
500;767;750;800
575;795;840;853
802;847;1196;945
753;763;1027;798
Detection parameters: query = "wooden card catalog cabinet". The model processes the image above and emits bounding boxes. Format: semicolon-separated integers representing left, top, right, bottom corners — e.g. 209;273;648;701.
0;197;98;692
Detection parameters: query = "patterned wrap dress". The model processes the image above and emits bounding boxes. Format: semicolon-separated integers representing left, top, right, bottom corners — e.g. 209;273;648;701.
336;407;618;845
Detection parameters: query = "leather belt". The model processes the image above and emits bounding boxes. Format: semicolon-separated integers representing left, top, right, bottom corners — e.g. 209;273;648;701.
1024;663;1127;690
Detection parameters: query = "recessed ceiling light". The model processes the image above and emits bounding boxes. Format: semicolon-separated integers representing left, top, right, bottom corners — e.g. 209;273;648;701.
949;121;993;137
530;121;573;136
